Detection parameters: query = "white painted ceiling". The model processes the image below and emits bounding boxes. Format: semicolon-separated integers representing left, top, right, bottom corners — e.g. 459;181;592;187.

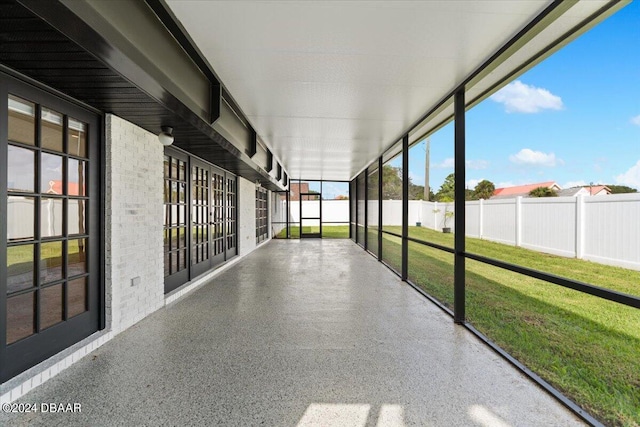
166;0;616;181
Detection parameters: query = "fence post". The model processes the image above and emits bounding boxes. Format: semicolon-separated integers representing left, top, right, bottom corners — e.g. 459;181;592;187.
479;198;484;239
515;196;522;247
576;194;585;259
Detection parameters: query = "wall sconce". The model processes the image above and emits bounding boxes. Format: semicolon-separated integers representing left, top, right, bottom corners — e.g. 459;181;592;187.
158;126;174;146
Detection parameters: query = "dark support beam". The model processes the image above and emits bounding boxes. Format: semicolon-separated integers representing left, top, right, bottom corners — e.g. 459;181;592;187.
145;0;222;124
266;150;273;172
454;89;466;324
16;0;283;191
378;156;383;261
209;82;221;124
247;128;257;157
402;134;409;281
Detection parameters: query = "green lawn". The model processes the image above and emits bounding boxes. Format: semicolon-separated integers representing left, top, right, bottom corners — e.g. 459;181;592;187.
275;225;349;239
381;226;640;426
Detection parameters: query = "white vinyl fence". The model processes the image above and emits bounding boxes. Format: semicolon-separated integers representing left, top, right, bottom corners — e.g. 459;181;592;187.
276;194;640;271
287;199;350;224
464;194;640;271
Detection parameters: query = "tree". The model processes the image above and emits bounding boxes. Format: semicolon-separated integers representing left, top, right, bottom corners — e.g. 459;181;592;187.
605;185;637;194
409;183;425;200
435;173;455;201
433;195;455;229
529;186;557;197
381;165;402;199
473;179;495;200
378;165;427;200
367;172;379;199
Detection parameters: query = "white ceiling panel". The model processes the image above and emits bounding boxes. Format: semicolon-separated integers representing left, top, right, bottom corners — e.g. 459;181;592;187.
166;0;621;181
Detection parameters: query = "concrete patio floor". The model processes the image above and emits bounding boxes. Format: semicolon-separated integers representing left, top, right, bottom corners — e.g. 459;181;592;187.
0;239;583;426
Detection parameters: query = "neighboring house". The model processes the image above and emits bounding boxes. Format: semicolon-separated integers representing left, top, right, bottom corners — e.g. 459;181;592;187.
287;182;309;201
557;185;612;197
47;180;83;196
286;182;321;201
492;181;561;199
585;185;611;196
493;182;611;199
557;187;589;197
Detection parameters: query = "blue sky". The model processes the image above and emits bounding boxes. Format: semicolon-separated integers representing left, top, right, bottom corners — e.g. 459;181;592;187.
408;1;640;193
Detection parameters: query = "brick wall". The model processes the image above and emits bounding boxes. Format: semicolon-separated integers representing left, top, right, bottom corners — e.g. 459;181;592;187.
105;114;165;333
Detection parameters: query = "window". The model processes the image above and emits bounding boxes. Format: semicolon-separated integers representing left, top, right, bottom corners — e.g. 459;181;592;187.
211;171;224;259
367;167;380;256
226;176;237;255
256;187;268;243
356;172;366;246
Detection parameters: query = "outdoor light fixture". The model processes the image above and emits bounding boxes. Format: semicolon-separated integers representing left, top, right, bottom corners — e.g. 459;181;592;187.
158;126;174;146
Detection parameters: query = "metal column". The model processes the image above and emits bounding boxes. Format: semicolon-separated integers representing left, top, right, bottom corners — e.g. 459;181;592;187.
454;89;466;323
402;134;409;281
364;169;368;250
378;157;383;261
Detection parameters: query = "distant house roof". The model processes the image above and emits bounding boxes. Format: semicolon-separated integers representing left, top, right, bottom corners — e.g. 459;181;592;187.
492;181;560;198
556;185;612;197
585;185;611;195
557;187;587;197
48;180;82;195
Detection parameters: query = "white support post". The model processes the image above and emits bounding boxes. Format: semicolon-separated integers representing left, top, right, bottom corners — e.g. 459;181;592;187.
576;194;585;259
479;198;484;239
515;196;522;247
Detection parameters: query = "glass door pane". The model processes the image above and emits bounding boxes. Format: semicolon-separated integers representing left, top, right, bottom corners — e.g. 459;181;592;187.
2;79;99;382
211;170;225;266
163;151;188;293
191;160;211;276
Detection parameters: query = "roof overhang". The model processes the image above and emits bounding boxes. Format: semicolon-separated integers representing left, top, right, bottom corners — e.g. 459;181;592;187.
165;0;628;181
2;0;287;191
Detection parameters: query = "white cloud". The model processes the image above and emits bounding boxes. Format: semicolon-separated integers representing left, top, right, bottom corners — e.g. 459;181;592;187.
563;180;587;188
496;181;517;189
615;160;640;189
432;158;488;170
509;148;563;167
409;172;424;185
631;115;640;126
466;179;482;189
433;158;455;169
466;159;489;170
491;80;564;113
593;157;608;173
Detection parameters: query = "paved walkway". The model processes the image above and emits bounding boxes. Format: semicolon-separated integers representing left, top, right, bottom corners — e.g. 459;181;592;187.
1;240;583;426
